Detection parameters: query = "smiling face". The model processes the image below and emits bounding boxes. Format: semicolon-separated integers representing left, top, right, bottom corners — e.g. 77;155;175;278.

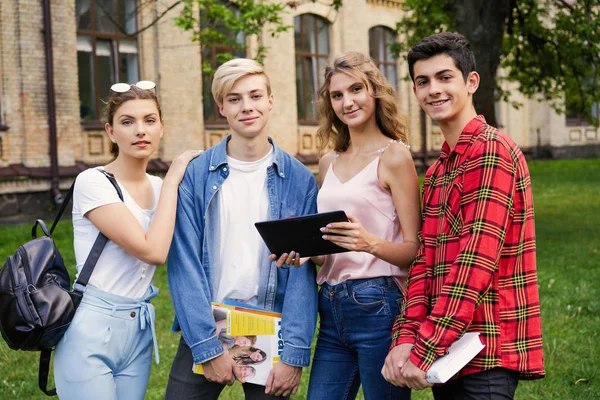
249;351;264;362
219;74;273;140
412;54;479;126
105;99;164;160
328;72;377;132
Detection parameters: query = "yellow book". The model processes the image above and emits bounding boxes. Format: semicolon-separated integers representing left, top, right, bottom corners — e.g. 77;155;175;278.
192;303;283;386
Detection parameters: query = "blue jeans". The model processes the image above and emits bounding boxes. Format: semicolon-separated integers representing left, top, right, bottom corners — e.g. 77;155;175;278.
307;277;411;400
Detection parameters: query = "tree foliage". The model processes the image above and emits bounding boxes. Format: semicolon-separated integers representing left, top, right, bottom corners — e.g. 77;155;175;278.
392;0;600;126
174;0;291;72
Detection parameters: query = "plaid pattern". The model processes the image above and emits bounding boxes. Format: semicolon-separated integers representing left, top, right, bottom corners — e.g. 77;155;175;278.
392;116;545;380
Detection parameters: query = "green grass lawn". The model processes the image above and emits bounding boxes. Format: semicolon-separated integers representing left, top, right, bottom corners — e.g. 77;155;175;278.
1;158;599;399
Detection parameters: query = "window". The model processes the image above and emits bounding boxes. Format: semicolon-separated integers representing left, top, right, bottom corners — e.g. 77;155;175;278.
201;4;246;126
76;0;139;122
566;101;599;126
369;26;398;92
294;14;330;124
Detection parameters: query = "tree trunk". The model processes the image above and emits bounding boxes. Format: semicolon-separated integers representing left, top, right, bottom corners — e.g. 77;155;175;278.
450;0;511;127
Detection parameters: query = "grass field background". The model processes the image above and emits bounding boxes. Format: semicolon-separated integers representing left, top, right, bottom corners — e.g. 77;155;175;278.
0;158;598;399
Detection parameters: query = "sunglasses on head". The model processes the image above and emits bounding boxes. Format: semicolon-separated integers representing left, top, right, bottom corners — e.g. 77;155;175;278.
110;80;156;93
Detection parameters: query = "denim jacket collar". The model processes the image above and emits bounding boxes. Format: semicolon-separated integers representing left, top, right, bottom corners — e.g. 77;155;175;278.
208;135;286;178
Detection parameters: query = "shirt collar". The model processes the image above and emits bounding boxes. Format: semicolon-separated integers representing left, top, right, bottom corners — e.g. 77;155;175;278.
208;134;286;178
440;115;487;159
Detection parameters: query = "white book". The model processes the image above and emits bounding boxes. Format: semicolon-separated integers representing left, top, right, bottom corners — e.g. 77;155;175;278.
425;332;485;384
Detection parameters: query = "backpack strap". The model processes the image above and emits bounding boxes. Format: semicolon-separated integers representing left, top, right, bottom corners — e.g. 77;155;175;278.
37;169;124;397
38;350;55;396
48;182;75;235
72;170;124;294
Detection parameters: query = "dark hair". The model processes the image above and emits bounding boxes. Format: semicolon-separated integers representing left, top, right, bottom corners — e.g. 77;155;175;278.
103;85;162;157
316;52;408;154
407;32;476;82
230;346;267;365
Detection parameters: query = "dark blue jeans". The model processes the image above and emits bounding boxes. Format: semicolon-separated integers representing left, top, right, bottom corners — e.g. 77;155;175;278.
307;277;411;400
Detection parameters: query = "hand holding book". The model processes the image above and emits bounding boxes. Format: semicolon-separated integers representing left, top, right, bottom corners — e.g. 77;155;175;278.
193;303;283;386
425;332;485;384
383;332;485;388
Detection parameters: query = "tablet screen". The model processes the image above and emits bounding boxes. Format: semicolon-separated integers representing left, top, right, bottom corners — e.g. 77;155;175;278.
255;211;350;258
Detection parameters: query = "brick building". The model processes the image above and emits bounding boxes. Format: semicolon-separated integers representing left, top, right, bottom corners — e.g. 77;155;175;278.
0;0;598;220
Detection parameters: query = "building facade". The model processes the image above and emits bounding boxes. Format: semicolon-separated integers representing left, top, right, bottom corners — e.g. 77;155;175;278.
0;0;598;219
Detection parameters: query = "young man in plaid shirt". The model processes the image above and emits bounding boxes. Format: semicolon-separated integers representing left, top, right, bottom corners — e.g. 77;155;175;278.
382;32;545;399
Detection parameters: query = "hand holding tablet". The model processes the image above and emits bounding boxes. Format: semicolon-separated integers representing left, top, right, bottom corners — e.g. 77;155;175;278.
255;211;351;265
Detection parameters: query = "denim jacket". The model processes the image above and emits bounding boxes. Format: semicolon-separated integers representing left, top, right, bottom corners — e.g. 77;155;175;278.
168;135;318;367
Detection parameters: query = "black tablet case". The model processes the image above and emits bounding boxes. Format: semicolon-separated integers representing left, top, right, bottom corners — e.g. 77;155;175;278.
255;211;350;258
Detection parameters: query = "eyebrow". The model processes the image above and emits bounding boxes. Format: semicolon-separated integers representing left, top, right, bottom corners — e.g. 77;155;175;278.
414;69;455;81
118;113;158;119
330;81;364;94
226;89;264;97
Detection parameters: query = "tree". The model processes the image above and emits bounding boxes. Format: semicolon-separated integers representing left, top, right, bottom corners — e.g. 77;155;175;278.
391;0;600;127
174;0;291;71
112;0;599;126
107;0;292;73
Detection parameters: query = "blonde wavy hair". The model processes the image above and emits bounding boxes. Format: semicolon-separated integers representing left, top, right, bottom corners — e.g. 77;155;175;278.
316;52;408;154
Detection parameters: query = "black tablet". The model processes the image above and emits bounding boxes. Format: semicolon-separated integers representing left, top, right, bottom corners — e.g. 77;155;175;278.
255;211;350;258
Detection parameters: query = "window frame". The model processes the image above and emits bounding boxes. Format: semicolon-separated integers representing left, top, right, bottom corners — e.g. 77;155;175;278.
76;0;140;125
201;3;247;128
294;13;330;125
566;103;599;126
369;25;398;92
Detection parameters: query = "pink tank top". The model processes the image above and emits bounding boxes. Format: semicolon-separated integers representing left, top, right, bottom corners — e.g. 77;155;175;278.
316;142;408;289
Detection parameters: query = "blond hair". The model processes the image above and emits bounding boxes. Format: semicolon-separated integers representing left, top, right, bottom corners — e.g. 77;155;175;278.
316;52;408;154
211;58;272;106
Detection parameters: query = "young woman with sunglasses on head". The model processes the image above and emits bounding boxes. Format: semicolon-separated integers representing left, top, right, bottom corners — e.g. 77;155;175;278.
53;81;199;400
274;53;421;399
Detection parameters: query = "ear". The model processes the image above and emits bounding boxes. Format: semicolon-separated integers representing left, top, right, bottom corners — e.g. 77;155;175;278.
219;104;225;117
467;71;480;95
412;85;417;96
104;122;114;141
268;94;274;111
160;120;165;139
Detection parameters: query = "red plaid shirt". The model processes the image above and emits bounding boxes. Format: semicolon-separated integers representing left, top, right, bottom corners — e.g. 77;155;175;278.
392;116;545;380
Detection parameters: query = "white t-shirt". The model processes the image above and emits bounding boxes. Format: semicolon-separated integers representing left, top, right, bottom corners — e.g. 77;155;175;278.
72;168;163;299
215;147;273;305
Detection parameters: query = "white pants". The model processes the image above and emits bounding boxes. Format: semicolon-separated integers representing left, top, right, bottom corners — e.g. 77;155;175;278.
54;285;159;400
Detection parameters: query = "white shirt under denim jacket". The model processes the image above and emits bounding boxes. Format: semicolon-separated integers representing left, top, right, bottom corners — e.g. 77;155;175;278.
167;135;319;367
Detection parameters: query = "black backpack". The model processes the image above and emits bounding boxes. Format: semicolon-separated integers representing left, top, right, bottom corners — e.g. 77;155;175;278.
0;169;123;396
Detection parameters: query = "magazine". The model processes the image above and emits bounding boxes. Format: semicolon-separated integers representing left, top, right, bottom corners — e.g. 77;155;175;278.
425;332;485;384
192;303;283;386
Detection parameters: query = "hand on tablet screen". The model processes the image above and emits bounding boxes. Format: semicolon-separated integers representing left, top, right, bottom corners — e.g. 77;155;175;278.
319;213;377;253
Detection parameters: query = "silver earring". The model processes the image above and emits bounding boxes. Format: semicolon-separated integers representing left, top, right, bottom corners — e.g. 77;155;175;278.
110;138;117;143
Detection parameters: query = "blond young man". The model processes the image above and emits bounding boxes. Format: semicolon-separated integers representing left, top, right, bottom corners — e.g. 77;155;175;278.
165;59;318;399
